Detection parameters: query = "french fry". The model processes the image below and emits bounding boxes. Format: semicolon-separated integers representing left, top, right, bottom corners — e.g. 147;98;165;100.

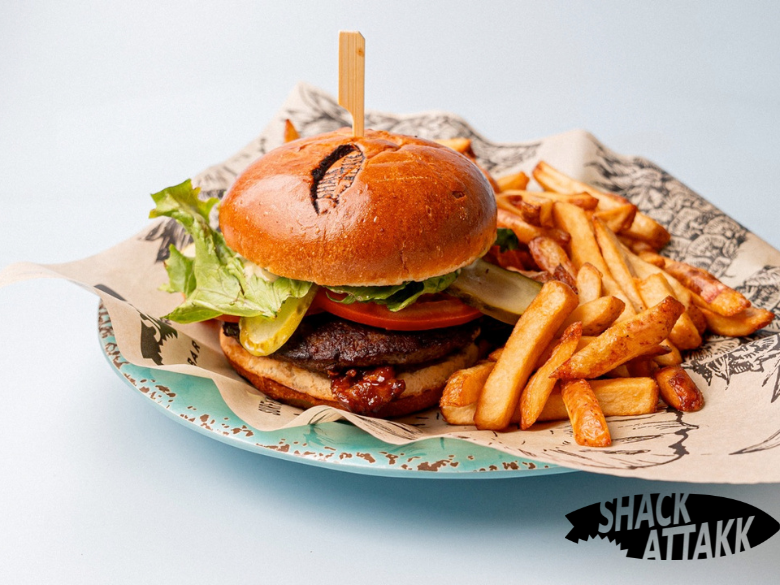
534;161;670;248
439;403;477;425
553;209;631;318
576;263;603;304
439;361;496;425
638;250;666;267
474;281;579;430
593;217;646;313
498;209;570;247
528;236;577;279
654;339;683;367
655;366;704;412
623;246;693;308
560;379;612;447
687;304;708;335
623;212;672;250
508;189;599;211
618;235;658;255
434;137;473;155
537;378;659;422
556;295;625;336
488;347;503;361
496;171;530;192
283;119;300;142
518;194;555;227
578;335;670;358
661;258;750;317
637;273;702;350
495;195;541;226
554;296;685;380
625;356;658;378
552;201;608;273
604;364;632;378
697;305;775;337
593;203;637;233
518;322;582;429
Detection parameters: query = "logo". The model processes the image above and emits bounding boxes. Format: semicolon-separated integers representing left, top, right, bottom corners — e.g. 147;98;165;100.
566;493;779;560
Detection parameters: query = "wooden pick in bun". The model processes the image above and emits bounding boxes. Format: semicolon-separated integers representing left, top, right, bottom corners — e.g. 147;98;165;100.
219;128;497;286
216;127;497;418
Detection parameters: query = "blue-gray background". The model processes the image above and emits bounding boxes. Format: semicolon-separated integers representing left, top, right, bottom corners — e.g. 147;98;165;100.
1;1;778;582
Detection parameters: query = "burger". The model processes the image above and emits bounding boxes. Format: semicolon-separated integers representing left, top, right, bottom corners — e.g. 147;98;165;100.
150;127;540;418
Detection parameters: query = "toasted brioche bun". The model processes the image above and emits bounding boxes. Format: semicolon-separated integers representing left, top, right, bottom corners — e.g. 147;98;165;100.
220;330;479;418
219;128;496;286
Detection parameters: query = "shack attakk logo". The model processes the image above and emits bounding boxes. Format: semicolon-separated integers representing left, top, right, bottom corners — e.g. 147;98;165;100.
566;493;779;560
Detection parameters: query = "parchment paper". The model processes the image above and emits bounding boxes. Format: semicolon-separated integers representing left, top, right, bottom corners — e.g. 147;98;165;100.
3;83;779;483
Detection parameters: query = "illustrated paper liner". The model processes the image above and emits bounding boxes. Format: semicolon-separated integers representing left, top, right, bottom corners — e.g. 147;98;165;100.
2;83;778;483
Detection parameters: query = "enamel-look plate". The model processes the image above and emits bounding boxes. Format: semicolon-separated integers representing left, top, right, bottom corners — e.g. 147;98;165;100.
99;306;570;478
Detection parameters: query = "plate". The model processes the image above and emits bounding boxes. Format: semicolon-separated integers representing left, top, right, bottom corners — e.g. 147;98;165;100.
98;306;571;478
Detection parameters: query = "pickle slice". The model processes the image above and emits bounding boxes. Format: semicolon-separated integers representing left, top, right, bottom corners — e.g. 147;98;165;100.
239;286;318;356
447;259;542;324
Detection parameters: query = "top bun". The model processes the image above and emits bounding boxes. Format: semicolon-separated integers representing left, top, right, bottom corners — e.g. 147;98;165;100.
219;128;496;286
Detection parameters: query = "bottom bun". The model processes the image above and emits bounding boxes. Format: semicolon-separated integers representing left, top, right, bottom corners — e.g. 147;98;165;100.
220;330;479;418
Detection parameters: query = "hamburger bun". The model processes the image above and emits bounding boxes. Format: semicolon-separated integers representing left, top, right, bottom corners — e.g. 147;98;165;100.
219;128;496;286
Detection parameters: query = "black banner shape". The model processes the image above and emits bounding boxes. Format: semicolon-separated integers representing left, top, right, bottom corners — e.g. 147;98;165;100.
566;494;779;560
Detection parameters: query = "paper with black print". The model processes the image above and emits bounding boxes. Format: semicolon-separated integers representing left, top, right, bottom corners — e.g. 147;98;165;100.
2;82;779;482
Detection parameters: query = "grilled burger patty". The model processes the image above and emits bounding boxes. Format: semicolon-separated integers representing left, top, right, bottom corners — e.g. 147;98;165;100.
224;314;481;372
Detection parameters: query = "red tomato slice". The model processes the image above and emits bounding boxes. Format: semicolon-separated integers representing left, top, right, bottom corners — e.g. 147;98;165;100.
311;289;482;331
215;314;241;323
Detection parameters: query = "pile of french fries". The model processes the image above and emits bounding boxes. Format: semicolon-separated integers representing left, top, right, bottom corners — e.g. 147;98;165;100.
435;138;775;447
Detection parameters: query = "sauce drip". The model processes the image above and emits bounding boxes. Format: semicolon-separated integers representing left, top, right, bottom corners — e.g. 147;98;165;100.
328;366;406;415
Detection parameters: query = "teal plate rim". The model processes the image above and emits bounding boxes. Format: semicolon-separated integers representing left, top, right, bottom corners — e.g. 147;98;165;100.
98;306;573;479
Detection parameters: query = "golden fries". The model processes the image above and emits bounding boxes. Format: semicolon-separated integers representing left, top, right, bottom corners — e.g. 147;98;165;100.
495;194;542;226
538;378;659;422
528;236;576;280
593;203;637;233
518;323;582;429
637;273;702;350
552;202;608;272
560;379;612;447
498;209;570;247
593;217;646;313
434;137;473;155
535;161;670;248
697;305;775;337
576;263;602;304
496;171;530;192
554;296;684;380
556;295;625;336
440;361;496;425
655;366;704;412
474;281;578;430
431;147;774;448
508;189;599;211
283;119;300;143
661;258;750;317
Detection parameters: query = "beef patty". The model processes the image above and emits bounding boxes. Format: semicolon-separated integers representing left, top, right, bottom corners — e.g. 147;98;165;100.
224;313;481;372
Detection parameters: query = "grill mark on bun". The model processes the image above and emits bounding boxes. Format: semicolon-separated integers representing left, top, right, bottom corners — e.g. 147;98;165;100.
310;143;365;214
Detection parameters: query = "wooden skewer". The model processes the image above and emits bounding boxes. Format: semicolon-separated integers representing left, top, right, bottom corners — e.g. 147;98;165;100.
338;31;365;138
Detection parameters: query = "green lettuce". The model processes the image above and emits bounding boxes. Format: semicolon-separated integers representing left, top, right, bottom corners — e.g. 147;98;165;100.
150;180;312;323
325;271;458;312
494;227;520;252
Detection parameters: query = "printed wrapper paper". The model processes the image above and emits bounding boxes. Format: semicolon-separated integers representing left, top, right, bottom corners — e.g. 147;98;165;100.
3;83;779;483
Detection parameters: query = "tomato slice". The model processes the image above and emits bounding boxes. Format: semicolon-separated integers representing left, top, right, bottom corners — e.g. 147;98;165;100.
215;314;241;323
311;289;482;331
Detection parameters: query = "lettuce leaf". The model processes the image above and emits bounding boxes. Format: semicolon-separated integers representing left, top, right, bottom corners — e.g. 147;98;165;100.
325;272;458;312
494;227;520;252
150;180;312;323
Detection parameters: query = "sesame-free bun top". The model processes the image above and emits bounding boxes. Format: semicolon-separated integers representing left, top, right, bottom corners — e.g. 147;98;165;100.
219;128;496;286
